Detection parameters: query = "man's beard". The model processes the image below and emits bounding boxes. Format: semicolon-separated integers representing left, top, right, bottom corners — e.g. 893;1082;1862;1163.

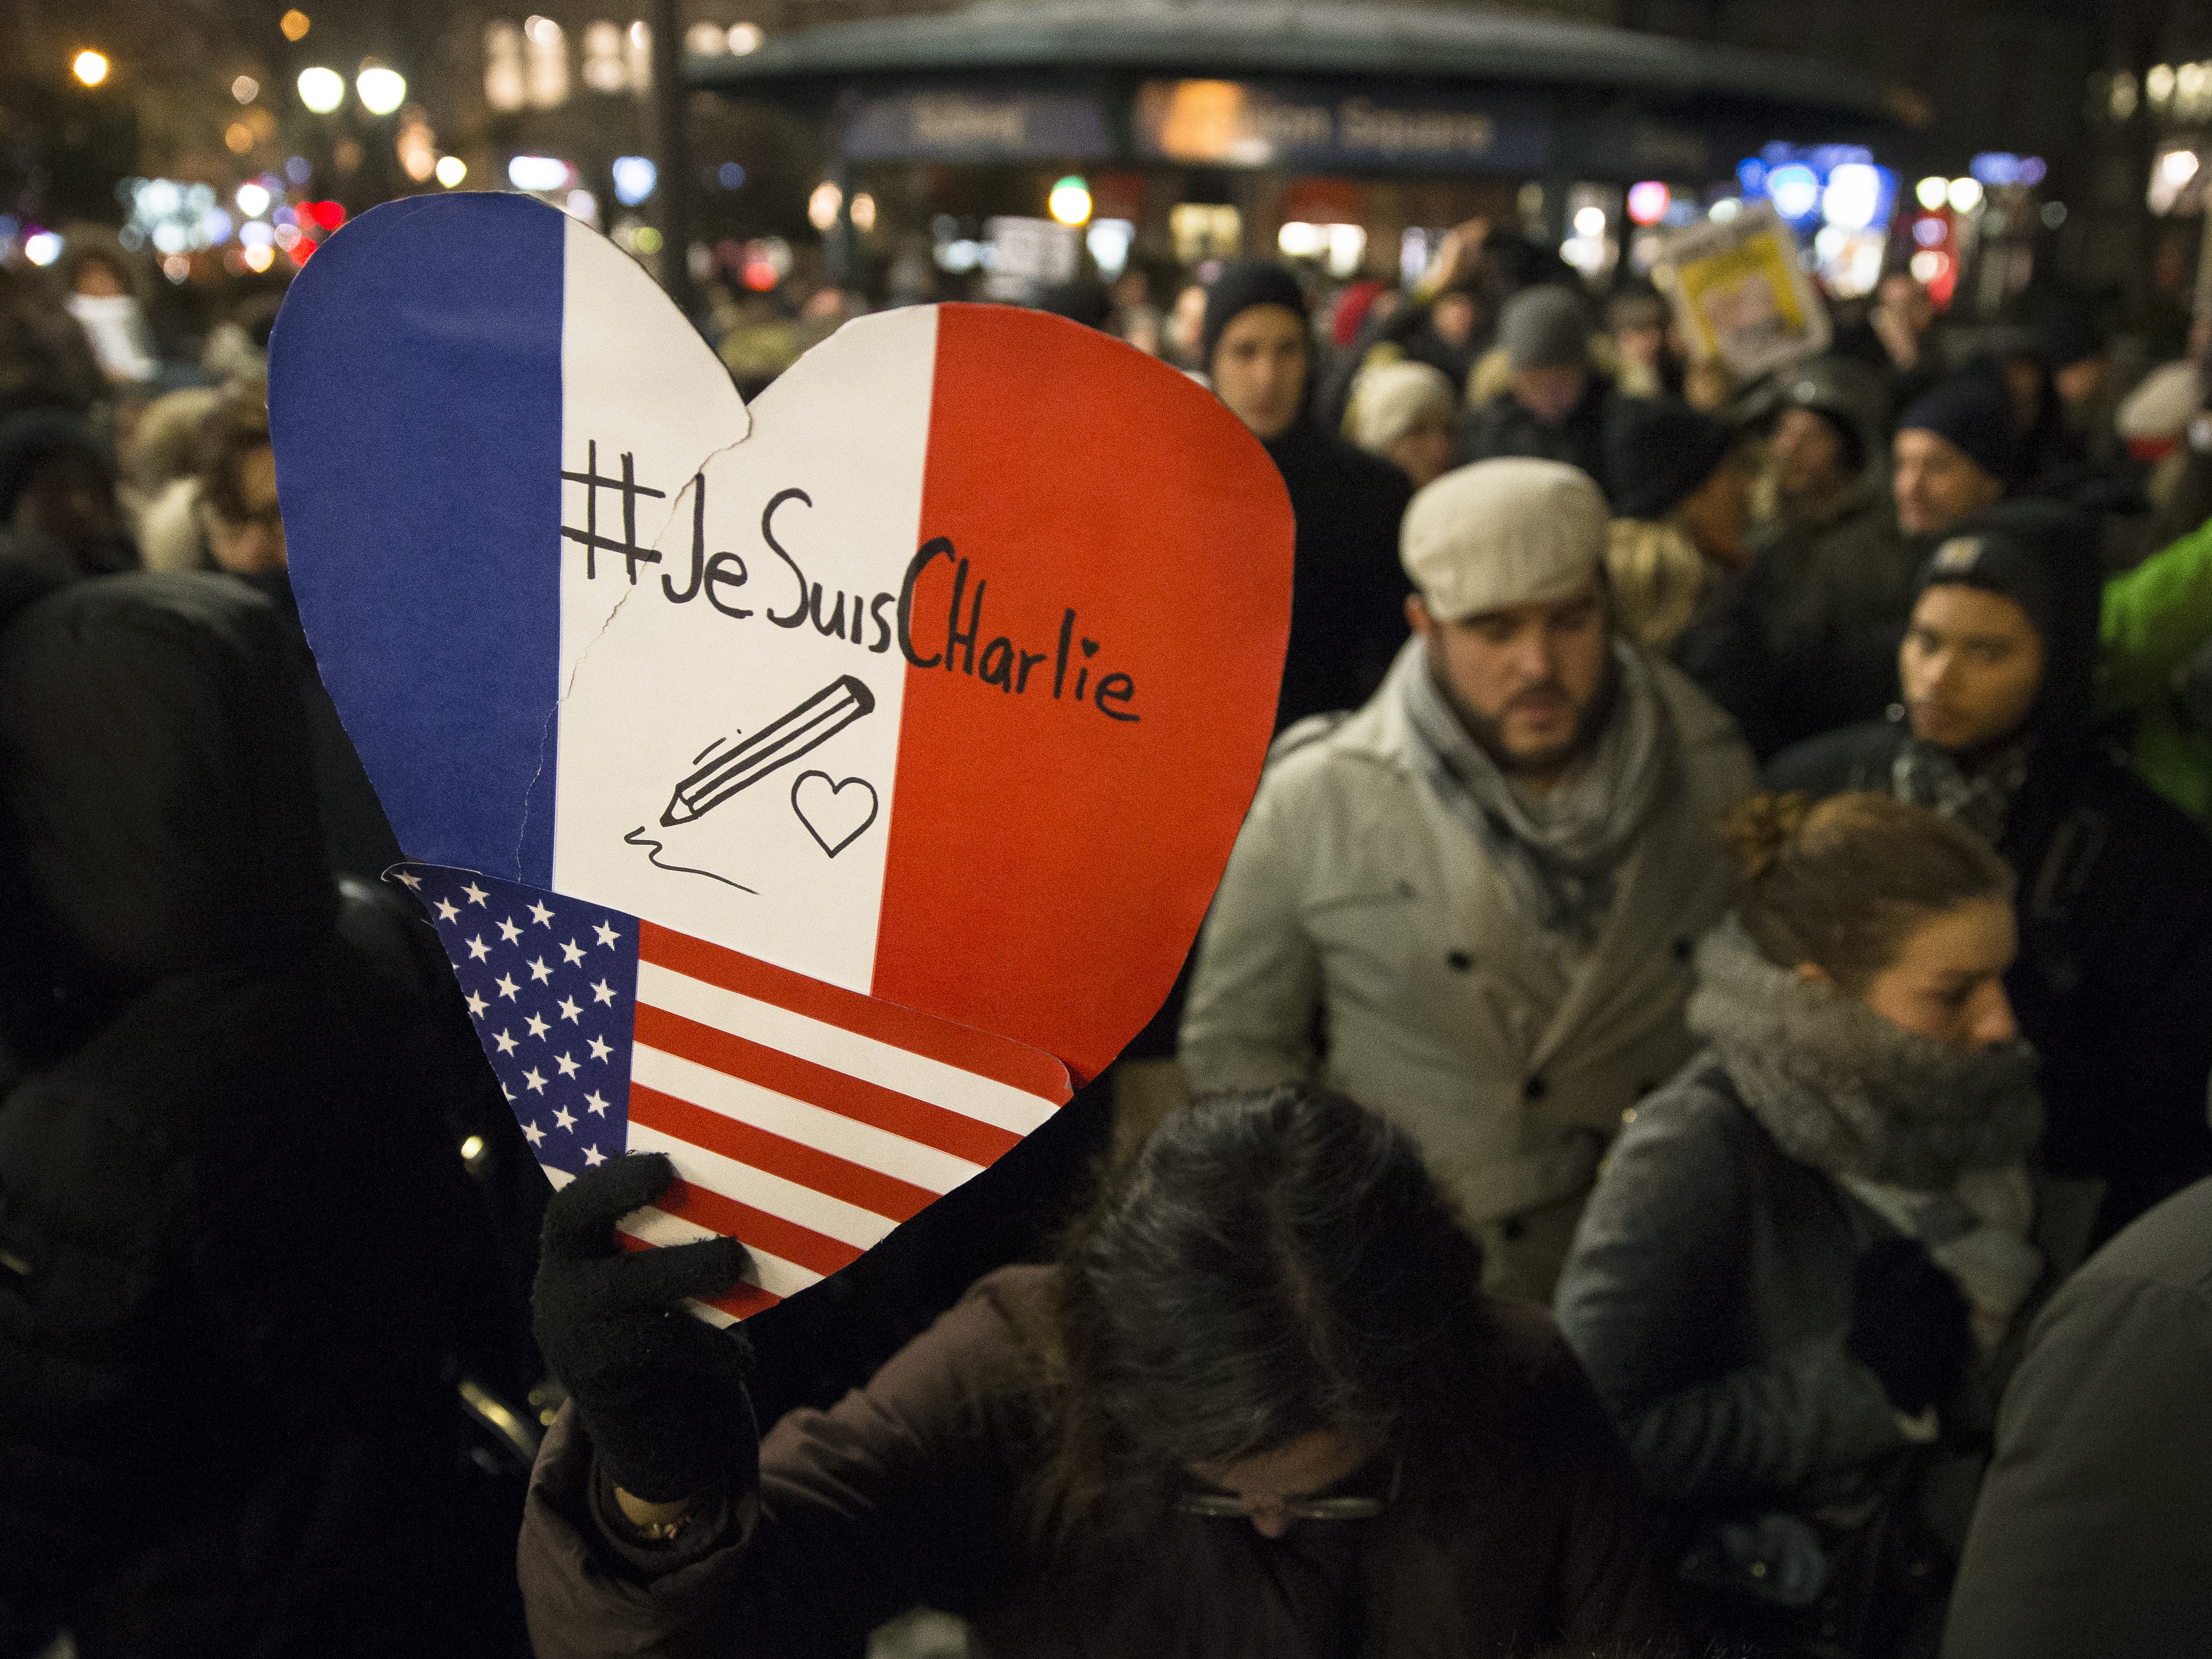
1435;651;1618;780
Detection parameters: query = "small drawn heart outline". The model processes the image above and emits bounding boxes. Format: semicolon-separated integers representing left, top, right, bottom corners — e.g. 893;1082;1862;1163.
790;771;880;858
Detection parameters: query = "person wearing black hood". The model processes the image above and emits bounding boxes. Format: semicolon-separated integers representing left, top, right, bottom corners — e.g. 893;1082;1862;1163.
0;573;536;1656
1675;357;1902;761
0;409;138;578
1115;266;1415;1109
1200;260;1413;731
1769;500;2212;1240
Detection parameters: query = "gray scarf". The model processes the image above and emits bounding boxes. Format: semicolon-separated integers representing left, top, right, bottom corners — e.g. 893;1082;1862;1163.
1688;917;2042;1190
1397;638;1670;946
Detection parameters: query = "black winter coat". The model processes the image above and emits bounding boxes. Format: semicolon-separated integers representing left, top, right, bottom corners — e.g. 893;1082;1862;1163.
0;574;525;1658
1464;379;1618;500
1768;715;2212;1238
1677;494;1921;762
1260;415;1413;732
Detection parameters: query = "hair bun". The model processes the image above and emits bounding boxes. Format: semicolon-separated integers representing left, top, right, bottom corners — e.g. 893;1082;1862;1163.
1718;791;1812;884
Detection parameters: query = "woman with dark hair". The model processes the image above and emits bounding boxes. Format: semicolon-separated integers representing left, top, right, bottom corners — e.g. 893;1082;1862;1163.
520;1087;1677;1657
1555;792;2072;1657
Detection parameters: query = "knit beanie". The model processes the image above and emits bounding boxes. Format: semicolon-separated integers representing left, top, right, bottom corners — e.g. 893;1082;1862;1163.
1604;395;1734;520
1349;361;1457;453
1914;498;2101;734
1200;261;1309;369
1898;375;2013;483
1498;285;1593;373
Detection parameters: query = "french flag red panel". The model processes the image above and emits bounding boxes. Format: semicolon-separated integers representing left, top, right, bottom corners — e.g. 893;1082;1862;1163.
268;193;1292;1314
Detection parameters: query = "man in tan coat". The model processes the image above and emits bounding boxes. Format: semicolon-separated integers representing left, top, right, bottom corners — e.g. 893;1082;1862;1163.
1182;458;1755;1299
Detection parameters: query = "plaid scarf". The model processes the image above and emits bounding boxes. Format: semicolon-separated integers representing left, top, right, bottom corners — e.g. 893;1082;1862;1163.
1890;736;2030;844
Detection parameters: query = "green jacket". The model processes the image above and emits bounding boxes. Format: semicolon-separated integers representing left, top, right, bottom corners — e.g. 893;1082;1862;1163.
2101;516;2212;827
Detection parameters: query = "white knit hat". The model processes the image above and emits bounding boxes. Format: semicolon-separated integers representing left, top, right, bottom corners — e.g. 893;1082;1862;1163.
1400;458;1609;621
1348;359;1457;453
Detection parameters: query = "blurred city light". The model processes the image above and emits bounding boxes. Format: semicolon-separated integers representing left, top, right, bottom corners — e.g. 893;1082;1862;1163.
225;124;254;155
1821;163;1887;231
564;190;598;224
1947;177;1986;213
72;51;109;88
1767;163;1821;220
508;155;571;192
357;66;407;116
435;155;468;188
1048;176;1093;226
486;21;526;111
684;21;726;56
2043;201;2068;228
582;22;626;93
611;155;657;205
233;75;258;103
297;67;344;114
728;23;763;54
718;162;745;189
1087;218;1134;278
808;181;842;231
398;111;436;181
1625;181;1670;225
23;231;61;266
280;10;312;42
1573;205;1606;237
524;16;570;107
851;192;877;232
1708;198;1742;222
236;182;271;217
1915;176;1949;210
242;243;276;273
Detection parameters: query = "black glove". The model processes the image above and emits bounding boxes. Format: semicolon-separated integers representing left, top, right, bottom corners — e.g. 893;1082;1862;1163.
1844;1236;1974;1417
532;1152;758;1502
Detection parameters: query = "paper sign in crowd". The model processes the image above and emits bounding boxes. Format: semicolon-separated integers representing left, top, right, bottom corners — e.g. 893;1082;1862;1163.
269;193;1293;1317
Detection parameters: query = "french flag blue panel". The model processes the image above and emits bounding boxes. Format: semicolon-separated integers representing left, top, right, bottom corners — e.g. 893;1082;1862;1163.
269;194;564;883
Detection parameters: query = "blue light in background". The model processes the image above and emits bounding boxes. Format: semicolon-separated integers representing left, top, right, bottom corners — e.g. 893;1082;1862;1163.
611;155;657;206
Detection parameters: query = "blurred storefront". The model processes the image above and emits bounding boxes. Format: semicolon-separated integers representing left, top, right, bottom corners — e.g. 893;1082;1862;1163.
692;0;1907;295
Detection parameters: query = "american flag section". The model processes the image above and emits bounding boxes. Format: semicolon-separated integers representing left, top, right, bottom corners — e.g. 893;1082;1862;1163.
391;863;1072;1324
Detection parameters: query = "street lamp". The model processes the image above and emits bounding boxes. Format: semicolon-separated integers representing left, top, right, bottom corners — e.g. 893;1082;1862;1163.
72;50;109;87
357;65;406;116
297;66;344;113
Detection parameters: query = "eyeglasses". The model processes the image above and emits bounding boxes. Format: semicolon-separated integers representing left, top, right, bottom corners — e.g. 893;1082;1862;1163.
1178;1451;1402;1523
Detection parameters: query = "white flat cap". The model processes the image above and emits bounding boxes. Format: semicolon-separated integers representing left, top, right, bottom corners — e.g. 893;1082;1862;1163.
1400;458;1609;621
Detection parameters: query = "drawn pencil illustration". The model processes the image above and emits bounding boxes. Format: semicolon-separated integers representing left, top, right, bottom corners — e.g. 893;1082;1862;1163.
661;674;876;827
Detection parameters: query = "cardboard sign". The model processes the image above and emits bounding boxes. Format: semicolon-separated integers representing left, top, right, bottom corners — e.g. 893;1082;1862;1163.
1657;201;1831;381
269;194;1292;1311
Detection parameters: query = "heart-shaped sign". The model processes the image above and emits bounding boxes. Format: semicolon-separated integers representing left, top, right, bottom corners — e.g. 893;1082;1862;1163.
271;194;1289;1082
269;194;1291;1312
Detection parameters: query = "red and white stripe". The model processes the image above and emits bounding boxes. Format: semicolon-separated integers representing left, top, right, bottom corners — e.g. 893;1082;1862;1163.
606;920;1068;1324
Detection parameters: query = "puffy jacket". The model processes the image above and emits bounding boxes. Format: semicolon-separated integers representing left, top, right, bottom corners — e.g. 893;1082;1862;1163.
0;574;523;1657
2098;512;2212;827
1181;643;1754;1298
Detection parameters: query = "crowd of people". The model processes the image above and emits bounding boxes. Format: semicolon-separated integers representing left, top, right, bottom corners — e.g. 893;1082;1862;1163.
1;209;2208;1659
